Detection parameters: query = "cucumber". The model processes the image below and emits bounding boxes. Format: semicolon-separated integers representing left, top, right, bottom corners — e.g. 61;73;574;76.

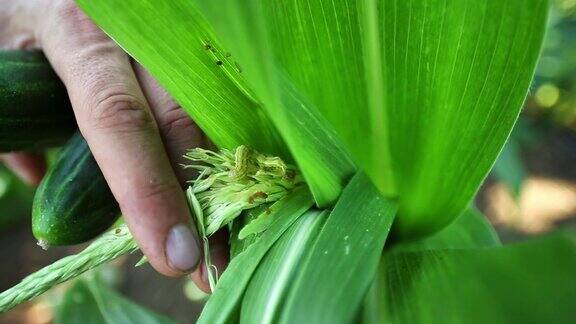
32;132;120;246
0;51;117;245
0;50;76;152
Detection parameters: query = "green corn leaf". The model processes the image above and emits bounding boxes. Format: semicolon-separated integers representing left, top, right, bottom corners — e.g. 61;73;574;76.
255;0;396;196
198;186;314;324
367;231;576;323
191;1;357;207
56;280;175;324
240;210;327;324
393;207;501;252
378;0;549;238
75;0;285;156
279;172;397;324
78;0;356;207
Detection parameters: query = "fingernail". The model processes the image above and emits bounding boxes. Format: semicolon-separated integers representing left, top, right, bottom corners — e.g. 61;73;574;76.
166;224;201;273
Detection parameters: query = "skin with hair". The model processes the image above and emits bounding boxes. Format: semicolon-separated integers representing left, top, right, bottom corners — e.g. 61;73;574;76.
0;0;228;292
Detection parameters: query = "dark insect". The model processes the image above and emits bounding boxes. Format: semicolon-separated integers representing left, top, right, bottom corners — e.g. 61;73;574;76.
234;61;243;73
248;191;268;204
285;169;296;181
216;60;223;66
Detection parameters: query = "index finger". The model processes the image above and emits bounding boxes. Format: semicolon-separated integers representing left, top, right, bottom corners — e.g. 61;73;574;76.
37;1;201;276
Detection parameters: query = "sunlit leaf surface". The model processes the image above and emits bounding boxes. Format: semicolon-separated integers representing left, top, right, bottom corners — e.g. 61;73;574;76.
75;0;285;156
378;0;549;237
258;0;395;196
193;1;358;207
71;1;558;323
78;0;549;235
78;0;356;208
191;0;548;239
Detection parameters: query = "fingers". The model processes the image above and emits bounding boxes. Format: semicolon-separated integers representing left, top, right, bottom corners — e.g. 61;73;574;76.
132;64;205;184
35;1;200;276
134;65;223;290
0;153;46;185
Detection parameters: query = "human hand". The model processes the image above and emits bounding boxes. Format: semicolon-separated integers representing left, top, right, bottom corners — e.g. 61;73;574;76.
0;0;227;292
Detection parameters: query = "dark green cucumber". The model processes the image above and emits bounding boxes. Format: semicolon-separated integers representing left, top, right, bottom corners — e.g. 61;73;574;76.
32;132;120;246
0;50;76;152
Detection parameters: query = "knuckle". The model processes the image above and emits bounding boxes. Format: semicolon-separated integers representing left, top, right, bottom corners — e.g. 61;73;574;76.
159;108;197;141
51;0;90;27
46;0;110;44
89;92;156;133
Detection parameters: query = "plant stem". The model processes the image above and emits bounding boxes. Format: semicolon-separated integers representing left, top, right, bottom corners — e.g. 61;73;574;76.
0;225;138;313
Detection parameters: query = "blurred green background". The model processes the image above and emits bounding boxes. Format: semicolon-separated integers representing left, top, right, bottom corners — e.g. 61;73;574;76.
482;0;576;237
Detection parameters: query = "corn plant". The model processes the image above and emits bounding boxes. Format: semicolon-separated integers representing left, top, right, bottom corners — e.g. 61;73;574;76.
2;0;576;323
